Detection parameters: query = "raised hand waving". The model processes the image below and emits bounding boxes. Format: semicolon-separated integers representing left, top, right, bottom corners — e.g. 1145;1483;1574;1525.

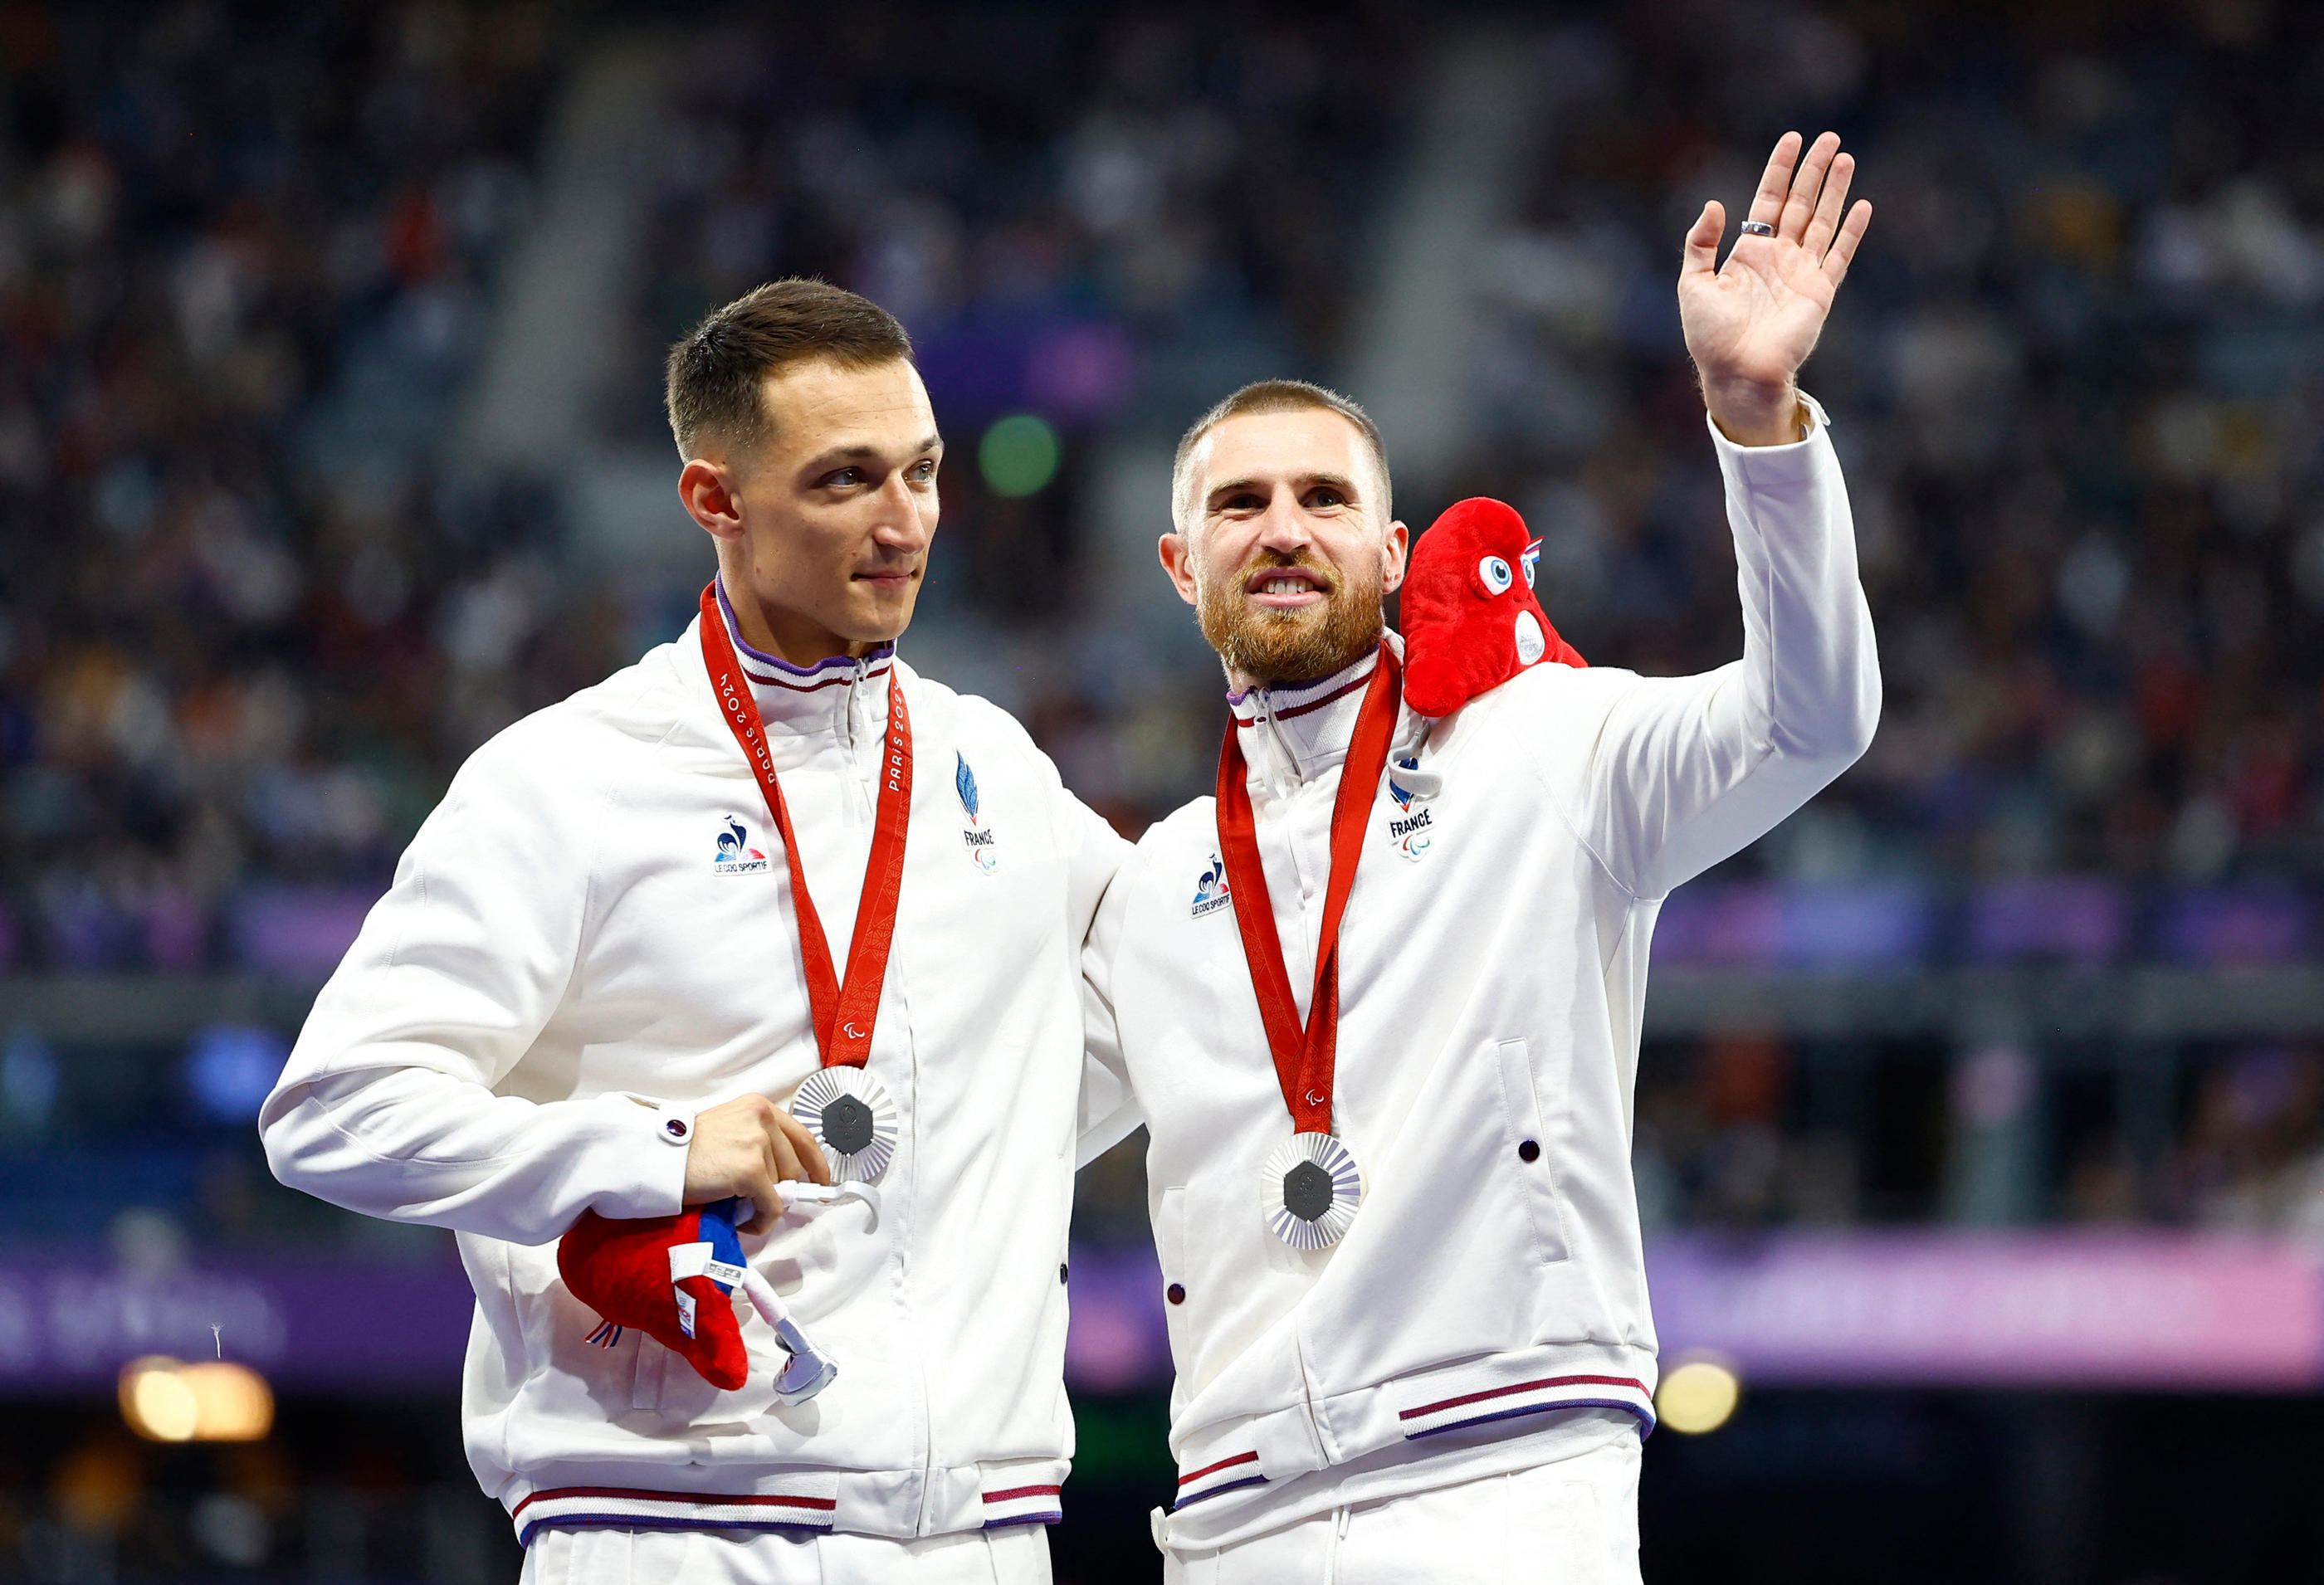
1678;130;1872;446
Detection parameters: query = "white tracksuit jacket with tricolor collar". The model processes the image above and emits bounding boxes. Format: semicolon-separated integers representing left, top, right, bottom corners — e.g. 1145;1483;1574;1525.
1077;402;1880;1553
260;597;1125;1546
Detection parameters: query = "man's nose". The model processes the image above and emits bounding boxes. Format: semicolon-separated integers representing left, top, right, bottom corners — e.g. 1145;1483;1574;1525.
1252;493;1314;554
871;474;929;547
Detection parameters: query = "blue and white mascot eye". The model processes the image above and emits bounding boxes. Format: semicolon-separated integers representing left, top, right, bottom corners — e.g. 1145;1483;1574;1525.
1477;555;1514;594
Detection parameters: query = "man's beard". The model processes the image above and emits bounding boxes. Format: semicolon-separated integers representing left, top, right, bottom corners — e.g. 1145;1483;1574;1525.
1196;548;1385;687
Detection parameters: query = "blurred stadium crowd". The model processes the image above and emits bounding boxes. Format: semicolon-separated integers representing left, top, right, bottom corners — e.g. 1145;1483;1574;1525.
2;2;2322;1261
0;3;554;963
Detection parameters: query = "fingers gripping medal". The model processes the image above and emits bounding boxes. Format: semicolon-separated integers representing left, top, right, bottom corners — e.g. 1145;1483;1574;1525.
698;583;911;1183
1216;645;1403;1250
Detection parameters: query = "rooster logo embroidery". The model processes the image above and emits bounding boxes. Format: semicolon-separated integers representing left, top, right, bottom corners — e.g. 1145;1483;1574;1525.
1191;855;1233;918
713;817;769;875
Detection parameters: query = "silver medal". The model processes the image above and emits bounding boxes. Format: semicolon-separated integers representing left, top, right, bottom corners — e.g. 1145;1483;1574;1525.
789;1067;900;1183
1259;1133;1363;1250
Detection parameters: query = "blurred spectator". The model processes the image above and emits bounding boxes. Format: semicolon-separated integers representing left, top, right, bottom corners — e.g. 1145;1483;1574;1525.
1452;12;2324;895
2170;1044;2324;1232
0;2;554;972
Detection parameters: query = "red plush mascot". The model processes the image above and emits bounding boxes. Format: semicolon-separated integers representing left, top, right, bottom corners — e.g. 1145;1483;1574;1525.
1401;497;1585;716
558;1187;872;1402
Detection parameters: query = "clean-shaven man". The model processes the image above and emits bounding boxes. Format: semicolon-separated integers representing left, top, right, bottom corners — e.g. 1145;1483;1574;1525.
263;280;1124;1584
1079;133;1880;1581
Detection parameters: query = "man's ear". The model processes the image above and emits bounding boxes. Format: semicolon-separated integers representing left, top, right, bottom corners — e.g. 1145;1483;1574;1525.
1158;530;1200;607
679;458;745;543
1380;519;1410;594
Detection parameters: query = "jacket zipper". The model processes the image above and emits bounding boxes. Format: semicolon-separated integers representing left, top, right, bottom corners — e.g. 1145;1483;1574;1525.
1252;690;1326;924
850;651;940;1531
847;654;877;822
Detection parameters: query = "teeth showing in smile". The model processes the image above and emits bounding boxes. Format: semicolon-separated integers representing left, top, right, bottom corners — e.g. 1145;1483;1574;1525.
1266;578;1306;594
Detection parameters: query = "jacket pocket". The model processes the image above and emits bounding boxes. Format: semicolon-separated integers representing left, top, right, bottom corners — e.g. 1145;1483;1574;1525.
1493;1038;1571;1265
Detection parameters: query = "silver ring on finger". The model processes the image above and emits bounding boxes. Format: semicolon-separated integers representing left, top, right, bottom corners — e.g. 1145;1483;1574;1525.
1739;221;1775;237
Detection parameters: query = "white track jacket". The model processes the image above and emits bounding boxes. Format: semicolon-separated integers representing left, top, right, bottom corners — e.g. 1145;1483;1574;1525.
261;600;1124;1545
1079;405;1880;1553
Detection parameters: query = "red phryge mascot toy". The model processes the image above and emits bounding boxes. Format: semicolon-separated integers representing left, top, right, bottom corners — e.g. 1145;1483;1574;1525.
558;1186;873;1402
1400;496;1585;715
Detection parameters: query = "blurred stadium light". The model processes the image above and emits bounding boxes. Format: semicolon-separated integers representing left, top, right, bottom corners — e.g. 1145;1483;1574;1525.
1654;1356;1741;1436
118;1358;273;1443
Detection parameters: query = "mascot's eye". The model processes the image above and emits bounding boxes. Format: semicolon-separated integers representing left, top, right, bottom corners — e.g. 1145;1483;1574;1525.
1477;556;1514;595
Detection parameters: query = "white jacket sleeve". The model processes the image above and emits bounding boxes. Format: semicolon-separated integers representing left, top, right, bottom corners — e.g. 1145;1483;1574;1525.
1042;760;1131;960
1013;723;1144;1168
258;726;690;1246
1517;397;1881;900
1077;858;1145;1168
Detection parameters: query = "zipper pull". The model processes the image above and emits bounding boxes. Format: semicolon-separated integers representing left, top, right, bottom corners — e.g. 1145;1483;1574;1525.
845;656;871;753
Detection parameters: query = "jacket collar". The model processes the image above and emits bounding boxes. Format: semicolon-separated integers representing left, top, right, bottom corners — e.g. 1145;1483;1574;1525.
707;577;895;748
1227;633;1413;797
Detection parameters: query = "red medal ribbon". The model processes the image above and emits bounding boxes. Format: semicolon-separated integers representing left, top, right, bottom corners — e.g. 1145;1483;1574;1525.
697;582;912;1070
1213;644;1403;1135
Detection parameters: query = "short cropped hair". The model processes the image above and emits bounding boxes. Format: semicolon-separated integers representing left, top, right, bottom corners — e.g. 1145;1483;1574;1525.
664;279;914;460
1169;378;1393;535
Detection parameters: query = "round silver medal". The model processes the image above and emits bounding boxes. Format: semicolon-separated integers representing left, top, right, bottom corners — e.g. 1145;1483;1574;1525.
789;1067;900;1183
1259;1133;1363;1250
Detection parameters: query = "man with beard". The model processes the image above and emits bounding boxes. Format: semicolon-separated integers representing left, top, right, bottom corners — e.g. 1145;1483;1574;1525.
1078;132;1880;1580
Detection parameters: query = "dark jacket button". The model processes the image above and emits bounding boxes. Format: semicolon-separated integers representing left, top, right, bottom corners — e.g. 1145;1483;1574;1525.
1059;1263;1070;1284
1166;1283;1186;1305
1518;1139;1540;1163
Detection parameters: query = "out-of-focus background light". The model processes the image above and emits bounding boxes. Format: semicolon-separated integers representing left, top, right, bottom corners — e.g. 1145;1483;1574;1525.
1656;1356;1742;1436
118;1359;274;1444
119;1358;200;1443
979;413;1063;498
183;1025;290;1125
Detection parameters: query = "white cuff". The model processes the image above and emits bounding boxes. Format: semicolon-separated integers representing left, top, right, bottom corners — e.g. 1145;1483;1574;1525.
651;1100;697;1149
598;1093;695;1219
1704;390;1830;454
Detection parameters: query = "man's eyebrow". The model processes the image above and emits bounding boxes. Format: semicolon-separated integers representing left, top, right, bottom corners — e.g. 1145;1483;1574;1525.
1204;471;1361;506
800;434;945;472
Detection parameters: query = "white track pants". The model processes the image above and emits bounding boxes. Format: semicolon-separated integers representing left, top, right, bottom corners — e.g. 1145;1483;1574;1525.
518;1524;1052;1585
1164;1436;1642;1585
